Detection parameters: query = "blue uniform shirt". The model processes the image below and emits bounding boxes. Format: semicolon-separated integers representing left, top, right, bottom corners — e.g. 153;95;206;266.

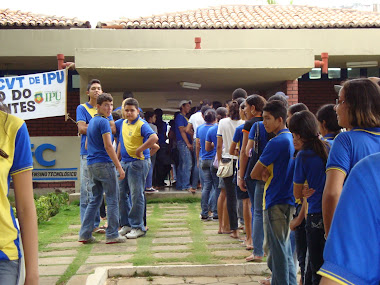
196;123;216;160
293;149;326;214
318;153;380;285
175;113;191;142
258;129;295;209
116;115;155;162
206;124;218;148
76;102;113;155
248;121;270;155
87;114;113;165
326;127;380;177
232;124;244;151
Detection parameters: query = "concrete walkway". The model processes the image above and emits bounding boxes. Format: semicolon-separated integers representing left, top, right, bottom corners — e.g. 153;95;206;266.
38;203;268;285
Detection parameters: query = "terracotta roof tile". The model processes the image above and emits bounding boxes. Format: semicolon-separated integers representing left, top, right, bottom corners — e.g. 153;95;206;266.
99;5;380;29
0;8;90;28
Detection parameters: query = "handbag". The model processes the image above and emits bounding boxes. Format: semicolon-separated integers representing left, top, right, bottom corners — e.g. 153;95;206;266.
217;158;233;178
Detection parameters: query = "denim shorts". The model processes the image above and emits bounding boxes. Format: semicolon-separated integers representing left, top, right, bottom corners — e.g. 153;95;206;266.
0;259;19;285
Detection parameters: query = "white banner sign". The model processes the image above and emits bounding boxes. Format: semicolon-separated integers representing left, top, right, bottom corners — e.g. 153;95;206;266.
0;70;67;120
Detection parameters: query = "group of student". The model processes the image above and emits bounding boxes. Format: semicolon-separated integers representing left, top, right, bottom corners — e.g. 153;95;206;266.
192;78;380;285
76;79;158;244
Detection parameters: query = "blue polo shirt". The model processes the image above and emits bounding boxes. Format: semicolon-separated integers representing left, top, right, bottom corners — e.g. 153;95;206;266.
326;127;380;177
196;123;216;160
0;112;33;261
318;153;380;285
206;124;218;148
76;102;113;156
258;129;295;210
232;124;244;152
175;113;191;142
87;114;113;165
293;149;326;214
116;115;155;162
248;121;270;156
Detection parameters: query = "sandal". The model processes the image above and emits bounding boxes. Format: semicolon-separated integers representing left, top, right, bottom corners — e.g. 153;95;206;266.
258;277;271;285
93;227;106;234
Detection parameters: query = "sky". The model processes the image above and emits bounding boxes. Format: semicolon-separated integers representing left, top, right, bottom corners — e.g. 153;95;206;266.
4;0;379;28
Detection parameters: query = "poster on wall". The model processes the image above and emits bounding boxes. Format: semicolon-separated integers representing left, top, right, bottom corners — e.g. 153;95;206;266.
0;70;67;120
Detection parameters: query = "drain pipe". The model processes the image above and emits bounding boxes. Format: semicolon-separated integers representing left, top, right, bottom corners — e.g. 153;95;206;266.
195;37;201;49
57;54;75;70
314;52;328;74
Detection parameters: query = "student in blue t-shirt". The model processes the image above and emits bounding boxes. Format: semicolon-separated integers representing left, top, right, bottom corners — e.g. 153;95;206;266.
323;78;380;237
316;104;341;146
289;110;330;285
196;109;217;220
250;100;297;285
78;93;125;245
318;153;380;285
76;79;115;233
117;98;158;239
0;106;39;285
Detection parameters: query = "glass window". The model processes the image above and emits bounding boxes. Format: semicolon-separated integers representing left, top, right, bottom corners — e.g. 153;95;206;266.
72;74;80;89
367;67;379;78
309;68;321;79
347;68;360;79
328;68;341;79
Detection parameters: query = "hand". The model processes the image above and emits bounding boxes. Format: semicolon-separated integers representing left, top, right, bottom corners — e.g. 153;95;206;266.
187;144;193;151
135;147;143;159
238;177;247;191
303;187;316;198
261;169;270;182
117;167;125;181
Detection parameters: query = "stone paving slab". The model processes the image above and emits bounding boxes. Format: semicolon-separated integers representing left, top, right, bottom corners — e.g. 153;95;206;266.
185;276;221;284
61;234;79;240
206;235;238;242
151;276;187;284
39;276;60;285
202;223;219;229
153;252;191;259
91;244;137;254
160;219;188;223
39;249;78;257
212;250;249;257
39;265;69;276
66;274;89;285
151;245;190;251
39;256;75;265
68;224;81;229
204;229;222;235
156;227;188;232
155;230;191;237
85;254;133;264
161;222;188;227
77;263;132;274
207;243;243;249
163;213;188;217
46;241;82;248
114;277;152;285
152;237;192;244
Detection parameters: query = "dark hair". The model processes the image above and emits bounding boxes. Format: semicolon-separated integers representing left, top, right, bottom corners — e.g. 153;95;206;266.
139;111;144;119
0;96;9;113
316;104;341;135
123;98;139;110
263;100;287;123
212;101;222;110
87;79;101;91
145;111;155;121
342;78;380;128
200;105;211;117
232;88;247;100
288;103;309;115
289;110;329;164
228;100;241;120
97;93;113;105
268;94;288;108
123;91;134;100
112;110;122;121
216;107;228;121
199;99;210;108
204;108;216;123
246;94;266;113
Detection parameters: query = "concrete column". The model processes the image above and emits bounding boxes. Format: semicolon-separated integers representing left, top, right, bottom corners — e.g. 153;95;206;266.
286;79;298;105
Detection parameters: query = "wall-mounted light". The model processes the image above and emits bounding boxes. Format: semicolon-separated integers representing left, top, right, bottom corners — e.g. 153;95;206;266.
179;81;201;90
346;61;378;68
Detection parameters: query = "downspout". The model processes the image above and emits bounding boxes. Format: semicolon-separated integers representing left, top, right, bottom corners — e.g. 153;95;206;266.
314;52;329;74
57;54;75;70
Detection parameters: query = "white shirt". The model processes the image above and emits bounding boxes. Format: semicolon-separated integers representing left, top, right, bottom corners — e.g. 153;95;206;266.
217;118;244;159
189;111;205;140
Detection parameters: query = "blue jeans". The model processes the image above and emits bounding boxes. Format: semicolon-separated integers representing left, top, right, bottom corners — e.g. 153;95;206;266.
145;154;156;189
121;159;150;230
264;204;297;285
79;162;120;239
191;140;200;189
80;155;100;228
177;141;192;190
200;159;216;217
210;164;220;217
119;161;132;227
0;260;19;285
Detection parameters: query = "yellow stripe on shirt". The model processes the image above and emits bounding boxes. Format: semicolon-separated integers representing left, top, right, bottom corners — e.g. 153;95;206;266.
318;269;355;285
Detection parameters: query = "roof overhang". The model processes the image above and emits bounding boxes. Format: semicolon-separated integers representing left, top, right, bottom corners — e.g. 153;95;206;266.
75;48;314;92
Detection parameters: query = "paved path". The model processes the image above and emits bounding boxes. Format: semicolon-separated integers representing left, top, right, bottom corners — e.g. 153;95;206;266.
38;203;265;285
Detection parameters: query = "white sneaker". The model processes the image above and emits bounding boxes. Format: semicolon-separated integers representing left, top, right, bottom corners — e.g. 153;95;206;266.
126;228;146;239
118;226;132;236
106;234;127;244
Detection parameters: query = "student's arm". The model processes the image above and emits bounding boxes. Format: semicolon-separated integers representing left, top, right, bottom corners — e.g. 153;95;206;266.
250;161;266;181
293;183;304;200
150;143;160;156
205;141;214;152
216;136;223;162
319;277;340;285
186;122;193;135
229;141;237;156
109;120;116;135
245;139;254;157
116;141;121;161
136;134;159;159
238;132;249;191
13;170;39;285
103;133;125;180
196;138;201;167
179;126;192;150
322;169;345;237
77;121;88;135
290;199;307;231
